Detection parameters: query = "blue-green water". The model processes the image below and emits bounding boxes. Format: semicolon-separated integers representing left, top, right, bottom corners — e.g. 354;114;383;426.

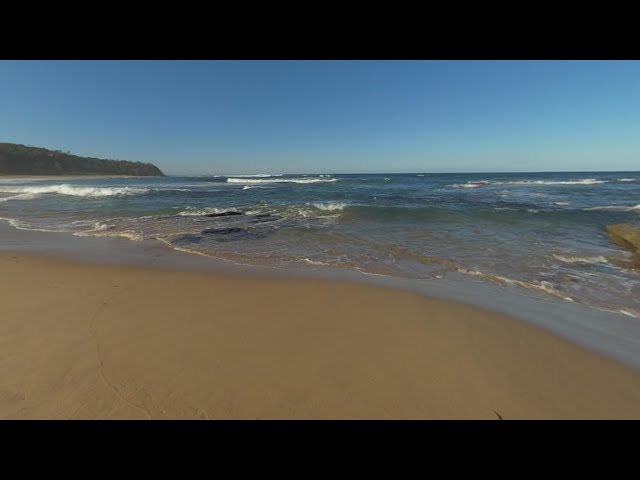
1;172;639;317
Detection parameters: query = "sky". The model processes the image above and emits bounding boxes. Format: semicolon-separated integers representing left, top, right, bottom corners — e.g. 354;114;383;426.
1;60;639;175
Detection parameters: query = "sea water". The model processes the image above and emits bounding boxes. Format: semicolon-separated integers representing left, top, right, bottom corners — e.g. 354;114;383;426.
1;171;639;318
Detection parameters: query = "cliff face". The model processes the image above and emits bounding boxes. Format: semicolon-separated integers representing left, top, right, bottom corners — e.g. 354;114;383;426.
0;143;165;176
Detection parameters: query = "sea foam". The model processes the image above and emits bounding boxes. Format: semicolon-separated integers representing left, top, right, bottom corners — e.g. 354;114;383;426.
452;179;606;188
0;192;40;202
310;202;348;211
227;177;338;184
226;174;283;178
457;268;575;302
177;207;240;216
0;184;149;197
552;254;611;265
584;205;640;212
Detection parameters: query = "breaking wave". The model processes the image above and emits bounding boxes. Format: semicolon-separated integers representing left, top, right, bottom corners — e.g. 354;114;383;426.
0;193;41;202
457;268;575;302
227;177;338;184
584;205;640;212
177;207;240;216
0;184;150;197
225;174;282;178
310;202;348;211
451;179;606;188
552;254;611;265
74;229;144;241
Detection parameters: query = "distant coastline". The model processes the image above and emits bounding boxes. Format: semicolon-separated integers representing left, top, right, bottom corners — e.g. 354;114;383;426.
0;143;164;177
0;174;157;179
0;174;160;179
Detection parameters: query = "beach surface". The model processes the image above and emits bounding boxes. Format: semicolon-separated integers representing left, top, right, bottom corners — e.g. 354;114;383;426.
3;251;640;419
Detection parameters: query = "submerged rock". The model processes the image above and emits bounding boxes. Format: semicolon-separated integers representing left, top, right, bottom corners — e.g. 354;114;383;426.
201;227;244;234
176;234;203;244
606;224;640;254
250;214;282;223
200;226;265;242
204;211;243;218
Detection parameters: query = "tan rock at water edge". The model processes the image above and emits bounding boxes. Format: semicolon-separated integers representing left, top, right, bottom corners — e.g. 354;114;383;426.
606;224;640;254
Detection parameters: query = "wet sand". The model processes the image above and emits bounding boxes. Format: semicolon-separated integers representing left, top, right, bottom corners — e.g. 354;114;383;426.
2;251;640;419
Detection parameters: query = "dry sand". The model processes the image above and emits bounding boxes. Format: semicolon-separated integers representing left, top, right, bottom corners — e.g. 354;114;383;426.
2;251;640;419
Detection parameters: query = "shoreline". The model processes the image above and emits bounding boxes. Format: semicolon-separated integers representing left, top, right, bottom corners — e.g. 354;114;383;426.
3;250;640;419
3;218;640;372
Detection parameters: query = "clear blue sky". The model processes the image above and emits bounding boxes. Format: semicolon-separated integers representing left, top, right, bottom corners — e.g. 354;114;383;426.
1;60;639;174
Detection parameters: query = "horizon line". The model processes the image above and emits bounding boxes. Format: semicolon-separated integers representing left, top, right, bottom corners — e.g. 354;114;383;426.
164;170;640;176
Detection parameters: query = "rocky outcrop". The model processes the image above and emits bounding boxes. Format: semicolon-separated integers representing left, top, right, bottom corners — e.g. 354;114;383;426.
200;226;266;242
202;227;245;235
606;224;640;254
204;211;243;218
250;214;281;223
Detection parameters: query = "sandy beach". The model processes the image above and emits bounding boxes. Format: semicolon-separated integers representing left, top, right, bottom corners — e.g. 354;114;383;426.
2;251;640;419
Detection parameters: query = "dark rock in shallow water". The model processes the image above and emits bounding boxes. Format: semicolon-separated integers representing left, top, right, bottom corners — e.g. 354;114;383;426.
204;211;243;218
250;215;282;223
201;227;244;234
200;226;266;242
182;235;203;244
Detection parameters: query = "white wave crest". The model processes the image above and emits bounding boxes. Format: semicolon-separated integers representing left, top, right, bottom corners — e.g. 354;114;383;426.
458;268;575;302
177;207;240;216
226;174;282;178
84;221;114;232
0;184;149;197
452;179;606;188
226;177;338;184
511;179;606;185
310;202;348;211
300;258;331;266
618;178;636;182
583;204;640;212
0;216;70;233
74;229;143;241
0;192;41;202
552;254;610;265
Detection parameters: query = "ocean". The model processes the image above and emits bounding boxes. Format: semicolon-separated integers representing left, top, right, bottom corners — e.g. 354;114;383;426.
1;171;639;318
